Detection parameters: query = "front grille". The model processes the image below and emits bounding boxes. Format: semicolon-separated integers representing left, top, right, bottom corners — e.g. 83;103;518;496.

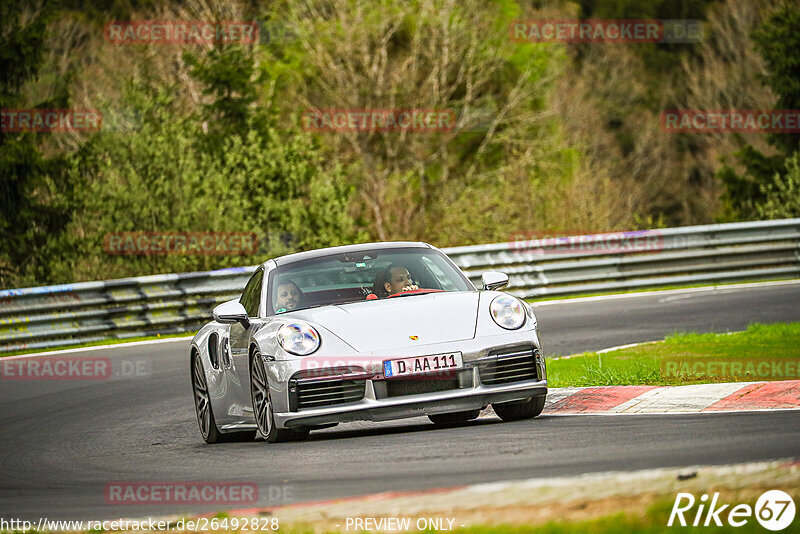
478;346;539;385
293;377;366;410
385;378;459;397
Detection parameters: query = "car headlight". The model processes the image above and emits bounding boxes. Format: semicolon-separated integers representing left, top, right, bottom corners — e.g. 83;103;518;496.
490;295;526;330
277;322;321;355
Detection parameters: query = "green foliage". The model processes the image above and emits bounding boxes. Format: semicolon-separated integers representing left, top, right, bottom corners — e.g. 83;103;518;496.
718;2;800;220
63;72;361;280
3;0;800;288
183;46;261;146
578;0;715;73
0;0;49;95
751;1;800;154
755;150;800;219
717;145;784;219
0;0;75;288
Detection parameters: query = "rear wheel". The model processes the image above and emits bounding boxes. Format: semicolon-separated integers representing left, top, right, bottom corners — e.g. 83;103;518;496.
192;353;224;443
428;409;482;426
493;395;546;422
250;350;308;443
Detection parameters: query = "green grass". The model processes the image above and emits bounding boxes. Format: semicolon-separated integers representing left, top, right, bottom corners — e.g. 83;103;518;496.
0;332;195;357
525;278;799;303
548;322;800;387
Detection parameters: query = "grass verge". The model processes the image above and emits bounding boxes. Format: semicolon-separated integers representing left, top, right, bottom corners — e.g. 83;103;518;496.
548;322;800;387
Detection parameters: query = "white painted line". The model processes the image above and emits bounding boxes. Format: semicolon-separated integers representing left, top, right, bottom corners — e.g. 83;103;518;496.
2;336;194;360
609;382;750;413
532;279;800;307
595;340;661;354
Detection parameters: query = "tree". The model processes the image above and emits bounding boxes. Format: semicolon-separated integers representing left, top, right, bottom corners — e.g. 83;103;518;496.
0;0;74;288
718;1;800;220
266;0;571;245
184;45;261;148
755;150;800;219
63;59;362;281
751;1;800;154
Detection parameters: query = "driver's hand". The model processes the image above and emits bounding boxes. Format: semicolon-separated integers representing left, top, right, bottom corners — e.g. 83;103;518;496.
402;284;420;292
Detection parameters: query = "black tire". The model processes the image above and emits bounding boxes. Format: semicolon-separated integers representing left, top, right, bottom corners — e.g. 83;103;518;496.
493;395;546;422
192;353;255;444
428;409;482;426
250;350;305;443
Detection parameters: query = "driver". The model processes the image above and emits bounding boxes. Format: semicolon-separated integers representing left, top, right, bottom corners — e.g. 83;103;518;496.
274;280;303;313
372;264;419;298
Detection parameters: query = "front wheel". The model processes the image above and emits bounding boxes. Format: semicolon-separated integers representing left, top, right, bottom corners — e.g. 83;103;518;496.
493;395;546;422
250;350;308;443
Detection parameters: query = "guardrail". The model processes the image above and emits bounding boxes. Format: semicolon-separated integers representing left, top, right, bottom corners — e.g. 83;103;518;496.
1;218;799;353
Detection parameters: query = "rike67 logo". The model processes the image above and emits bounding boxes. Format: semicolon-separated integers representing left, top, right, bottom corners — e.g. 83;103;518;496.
669;490;795;531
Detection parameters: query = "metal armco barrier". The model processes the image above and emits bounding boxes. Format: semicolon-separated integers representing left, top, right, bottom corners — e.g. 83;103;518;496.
1;218;799;353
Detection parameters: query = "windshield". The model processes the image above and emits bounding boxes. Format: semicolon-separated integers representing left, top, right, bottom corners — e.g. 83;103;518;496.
266;247;474;315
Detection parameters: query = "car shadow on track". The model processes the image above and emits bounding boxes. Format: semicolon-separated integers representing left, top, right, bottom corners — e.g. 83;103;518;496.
289;417;506;443
187;415;556;449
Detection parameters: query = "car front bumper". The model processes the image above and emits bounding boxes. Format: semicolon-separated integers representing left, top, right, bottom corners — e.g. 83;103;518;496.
272;340;547;429
275;374;547;428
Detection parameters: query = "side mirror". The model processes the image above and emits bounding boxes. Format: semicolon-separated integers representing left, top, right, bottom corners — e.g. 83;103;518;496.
213;300;250;327
481;271;509;291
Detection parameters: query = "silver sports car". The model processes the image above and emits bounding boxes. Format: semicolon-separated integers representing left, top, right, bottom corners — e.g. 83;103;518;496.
190;242;547;443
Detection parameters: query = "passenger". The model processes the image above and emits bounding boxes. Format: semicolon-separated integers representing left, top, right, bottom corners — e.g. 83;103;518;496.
371;264;419;298
274;280;303;313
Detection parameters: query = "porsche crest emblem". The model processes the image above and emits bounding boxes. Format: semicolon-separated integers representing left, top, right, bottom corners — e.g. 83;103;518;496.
409;335;419;340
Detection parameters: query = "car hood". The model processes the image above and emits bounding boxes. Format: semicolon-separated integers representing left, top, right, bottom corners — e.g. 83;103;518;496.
284;291;480;352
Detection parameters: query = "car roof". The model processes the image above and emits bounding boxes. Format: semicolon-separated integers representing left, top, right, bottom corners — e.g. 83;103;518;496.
270;241;433;267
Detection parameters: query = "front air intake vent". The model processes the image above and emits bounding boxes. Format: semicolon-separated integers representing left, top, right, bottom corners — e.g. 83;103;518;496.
478;346;539;385
289;369;367;411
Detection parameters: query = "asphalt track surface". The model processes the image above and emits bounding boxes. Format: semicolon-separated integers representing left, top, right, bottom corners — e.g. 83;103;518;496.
1;282;799;520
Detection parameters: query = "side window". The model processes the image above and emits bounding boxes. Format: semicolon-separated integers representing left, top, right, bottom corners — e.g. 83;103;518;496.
421;256;458;291
239;269;264;317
